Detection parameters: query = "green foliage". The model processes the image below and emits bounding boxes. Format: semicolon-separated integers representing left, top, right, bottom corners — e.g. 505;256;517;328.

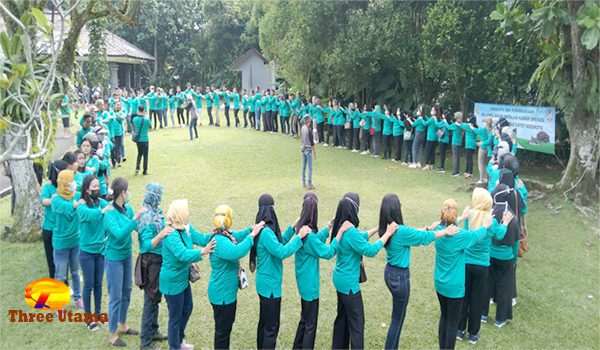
87;18;109;90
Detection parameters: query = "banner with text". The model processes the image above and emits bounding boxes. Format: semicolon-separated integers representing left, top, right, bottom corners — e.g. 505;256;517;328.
474;102;556;154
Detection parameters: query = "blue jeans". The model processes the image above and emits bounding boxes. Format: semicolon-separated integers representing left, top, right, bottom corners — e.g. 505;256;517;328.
384;264;410;350
106;256;132;334
412;131;426;164
302;149;313;186
79;251;104;315
54;246;81;301
165;285;194;350
255;107;261;130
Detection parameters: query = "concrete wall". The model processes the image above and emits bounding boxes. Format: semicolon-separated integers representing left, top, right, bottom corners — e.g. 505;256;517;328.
238;53;275;92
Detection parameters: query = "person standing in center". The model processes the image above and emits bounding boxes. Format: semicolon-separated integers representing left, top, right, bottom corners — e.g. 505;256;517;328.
250;194;308;350
132;105;151;176
300;115;316;190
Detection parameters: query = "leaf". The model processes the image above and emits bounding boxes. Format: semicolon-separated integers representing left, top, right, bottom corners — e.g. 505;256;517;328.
31;8;52;34
581;27;600;50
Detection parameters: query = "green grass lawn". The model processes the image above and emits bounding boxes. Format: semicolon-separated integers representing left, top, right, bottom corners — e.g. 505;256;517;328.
0;125;598;349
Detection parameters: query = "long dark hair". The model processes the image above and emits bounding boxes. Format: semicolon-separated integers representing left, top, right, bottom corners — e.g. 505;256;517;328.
48;160;68;187
81;175;99;208
378;193;403;246
295;192;318;235
250;194;281;272
330;194;360;241
110;177;128;214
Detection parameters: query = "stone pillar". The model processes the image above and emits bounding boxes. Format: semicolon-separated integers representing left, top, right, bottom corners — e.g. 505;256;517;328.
109;63;119;90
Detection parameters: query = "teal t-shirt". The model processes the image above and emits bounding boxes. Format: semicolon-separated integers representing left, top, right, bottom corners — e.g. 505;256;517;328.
132;116;151;142
103;203;136;261
40;183;57;231
78;199;108;254
385;225;436;268
51;195;79;250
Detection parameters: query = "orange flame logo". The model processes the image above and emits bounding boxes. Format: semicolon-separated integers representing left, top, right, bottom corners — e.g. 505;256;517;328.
24;278;71;310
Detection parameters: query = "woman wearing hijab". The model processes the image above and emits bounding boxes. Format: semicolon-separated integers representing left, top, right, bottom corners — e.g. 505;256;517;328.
137;183;169;350
289;193;348;349
51;169;83;309
77;175;108;331
377;194;457;349
250;194;309;350
208;205;264;350
160;199;215;350
40;160;68;278
487;175;522;328
331;193;396;349
456;188;509;344
432;199;513;350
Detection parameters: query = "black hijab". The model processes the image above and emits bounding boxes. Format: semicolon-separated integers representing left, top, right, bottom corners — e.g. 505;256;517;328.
250;193;281;272
295;192;318;235
331;196;360;241
499;168;516;189
491;183;519;246
378;194;403;246
500;153;520;177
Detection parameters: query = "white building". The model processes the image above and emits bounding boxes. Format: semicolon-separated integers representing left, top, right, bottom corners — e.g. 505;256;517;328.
233;48;276;92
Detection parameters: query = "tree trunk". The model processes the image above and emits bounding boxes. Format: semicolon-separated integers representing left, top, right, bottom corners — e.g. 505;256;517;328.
153;33;158;82
57;18;86;78
1;131;43;242
556;1;600;205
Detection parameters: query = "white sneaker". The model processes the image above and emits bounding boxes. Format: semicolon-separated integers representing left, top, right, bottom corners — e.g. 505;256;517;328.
408;163;416;168
512;298;517;306
181;340;194;350
322;143;328;147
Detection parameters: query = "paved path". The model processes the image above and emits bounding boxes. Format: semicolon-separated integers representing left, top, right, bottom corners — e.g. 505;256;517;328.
0;134;75;197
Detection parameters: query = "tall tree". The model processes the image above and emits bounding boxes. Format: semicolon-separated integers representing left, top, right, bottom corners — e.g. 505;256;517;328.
86;17;109;90
492;0;600;206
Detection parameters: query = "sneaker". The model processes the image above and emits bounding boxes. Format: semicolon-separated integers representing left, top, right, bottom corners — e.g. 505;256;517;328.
481;315;488;323
391;159;397;163
452;173;460;177
456;330;466;341
180;341;194;350
135;170;140;176
152;331;168;341
438;169;446;173
495;319;509;328
360;151;368;155
408;163;417;168
322;143;328;147
468;334;480;344
401;162;408;166
512;298;517;306
87;322;99;331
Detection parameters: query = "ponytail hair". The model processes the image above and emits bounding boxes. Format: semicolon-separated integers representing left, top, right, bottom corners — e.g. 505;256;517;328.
213;205;233;232
440;199;458;226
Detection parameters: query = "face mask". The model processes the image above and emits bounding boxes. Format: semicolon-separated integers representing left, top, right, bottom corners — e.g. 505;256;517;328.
70;182;77;193
90;190;100;199
431;111;437;116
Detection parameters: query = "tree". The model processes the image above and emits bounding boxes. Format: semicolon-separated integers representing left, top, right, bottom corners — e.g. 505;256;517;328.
492;0;600;206
87;17;109;90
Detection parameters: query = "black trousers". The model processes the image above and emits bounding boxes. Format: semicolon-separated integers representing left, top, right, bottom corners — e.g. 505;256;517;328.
257;295;281;350
185;108;190;125
403;139;413;163
176;108;185;126
111;135;123;166
458;264;488;336
273;111;279;132
383;135;392;159
465;148;475;174
151;110;161;129
293;298;319;350
224;106;231;127
282;117;290;134
332;291;364;350
213;301;237;350
325;124;332;144
42;229;55;278
207;107;214;125
317;123;325;143
243;110;248;127
360;129;370;152
263;111;271;132
489;258;514;322
135;141;149;174
437;292;463;350
438;142;448;169
250;111;255;128
393;135;403;161
234;108;240;127
352;128;360;150
425;140;437;165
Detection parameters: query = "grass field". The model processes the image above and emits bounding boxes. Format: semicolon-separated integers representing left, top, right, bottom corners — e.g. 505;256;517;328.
0;125;598;349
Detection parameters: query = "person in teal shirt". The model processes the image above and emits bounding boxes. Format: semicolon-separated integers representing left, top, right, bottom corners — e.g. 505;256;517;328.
358;105;372;154
208;205;263;350
103;177;143;347
291;192;347;349
223;87;233;127
311;98;326;143
250;194;307;350
473;118;493;184
77;175;108;331
424;105;442;170
242;90;250;128
279;95;291;135
290;94;301;136
159;199;215;350
145;86;161;129
132;106;151;175
377;194;456;350
391;108;406;161
51;169;82;308
158;88;169;128
253;89;263;130
436;112;451;172
447;112;464;176
213;87;222;127
432;197;512;350
231;88;241;127
108;102;126;167
460;114;478;177
408;106;427;168
40;160;67;278
137;183;169;349
73;150;92;193
382;108;394;159
456;188;509;344
168;89;177;128
330;193;395;349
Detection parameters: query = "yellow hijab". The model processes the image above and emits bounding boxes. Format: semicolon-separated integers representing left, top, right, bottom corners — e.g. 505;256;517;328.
213;204;233;231
57;170;75;200
468;188;493;229
167;199;190;230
